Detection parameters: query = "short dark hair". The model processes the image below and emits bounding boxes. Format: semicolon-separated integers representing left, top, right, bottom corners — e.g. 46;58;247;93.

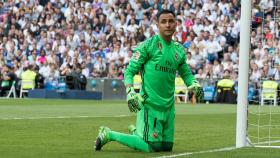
156;10;176;21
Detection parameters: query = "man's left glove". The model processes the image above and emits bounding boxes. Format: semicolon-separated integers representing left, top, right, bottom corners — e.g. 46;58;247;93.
126;87;144;113
187;81;204;102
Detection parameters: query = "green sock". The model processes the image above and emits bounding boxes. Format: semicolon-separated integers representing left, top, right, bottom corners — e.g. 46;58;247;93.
108;131;151;152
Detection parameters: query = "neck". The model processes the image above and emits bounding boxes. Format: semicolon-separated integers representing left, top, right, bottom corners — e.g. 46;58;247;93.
159;33;172;43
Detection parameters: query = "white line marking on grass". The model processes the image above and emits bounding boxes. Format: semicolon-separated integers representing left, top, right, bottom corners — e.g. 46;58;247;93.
0;115;131;120
154;146;236;158
250;140;280;148
252;140;280;145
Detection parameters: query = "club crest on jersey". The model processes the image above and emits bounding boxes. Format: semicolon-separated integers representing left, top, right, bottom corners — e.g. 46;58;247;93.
152;132;158;138
133;51;140;61
175;52;179;61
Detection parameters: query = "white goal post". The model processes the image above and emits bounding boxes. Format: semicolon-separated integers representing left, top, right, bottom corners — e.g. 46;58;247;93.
236;0;251;148
237;0;280;149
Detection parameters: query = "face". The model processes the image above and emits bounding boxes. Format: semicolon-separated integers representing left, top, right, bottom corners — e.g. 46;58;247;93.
157;13;176;38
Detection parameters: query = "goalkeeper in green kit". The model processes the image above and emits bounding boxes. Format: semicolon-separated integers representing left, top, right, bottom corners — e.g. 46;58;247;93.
94;10;203;152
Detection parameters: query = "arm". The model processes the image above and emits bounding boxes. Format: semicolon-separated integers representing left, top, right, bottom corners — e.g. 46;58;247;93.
3;75;11;80
178;52;204;102
124;41;149;88
178;53;196;87
124;41;149;112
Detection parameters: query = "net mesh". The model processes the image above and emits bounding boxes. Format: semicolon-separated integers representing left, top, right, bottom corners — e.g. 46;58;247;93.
247;0;280;147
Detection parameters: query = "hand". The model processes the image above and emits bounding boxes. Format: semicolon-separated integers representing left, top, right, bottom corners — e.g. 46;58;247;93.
126;87;144;112
187;81;204;102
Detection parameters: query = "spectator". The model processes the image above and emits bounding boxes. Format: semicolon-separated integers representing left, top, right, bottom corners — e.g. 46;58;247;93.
272;63;280;80
67;63;87;90
34;65;44;89
0;0;277;86
20;65;36;91
195;68;206;80
259;0;274;16
212;60;223;79
46;63;60;82
250;63;261;82
0;64;16;96
206;35;222;64
92;53;106;78
127;18;139;33
186;52;197;72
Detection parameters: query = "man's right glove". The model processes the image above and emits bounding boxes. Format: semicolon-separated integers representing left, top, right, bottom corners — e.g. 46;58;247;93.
126;87;144;113
187;81;204;102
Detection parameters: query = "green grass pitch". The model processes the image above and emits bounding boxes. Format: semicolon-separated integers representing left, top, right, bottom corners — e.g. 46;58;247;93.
0;99;280;158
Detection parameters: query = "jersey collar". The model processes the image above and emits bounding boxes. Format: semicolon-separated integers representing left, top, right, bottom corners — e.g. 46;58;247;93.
157;34;173;46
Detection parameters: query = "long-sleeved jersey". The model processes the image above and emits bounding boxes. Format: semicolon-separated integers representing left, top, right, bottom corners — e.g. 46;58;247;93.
124;34;195;110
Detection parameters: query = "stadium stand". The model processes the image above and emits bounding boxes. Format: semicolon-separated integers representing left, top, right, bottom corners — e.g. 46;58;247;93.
0;0;278;102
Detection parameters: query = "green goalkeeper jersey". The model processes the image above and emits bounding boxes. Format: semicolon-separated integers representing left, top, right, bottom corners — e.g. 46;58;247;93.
124;34;195;110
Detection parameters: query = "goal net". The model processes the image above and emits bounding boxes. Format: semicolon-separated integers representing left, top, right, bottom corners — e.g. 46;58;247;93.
246;0;280;148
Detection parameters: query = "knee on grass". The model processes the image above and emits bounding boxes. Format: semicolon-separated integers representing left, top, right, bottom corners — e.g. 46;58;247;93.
149;142;173;152
162;142;173;151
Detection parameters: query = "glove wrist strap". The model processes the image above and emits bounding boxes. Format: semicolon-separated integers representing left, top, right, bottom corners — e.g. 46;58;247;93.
126;87;134;94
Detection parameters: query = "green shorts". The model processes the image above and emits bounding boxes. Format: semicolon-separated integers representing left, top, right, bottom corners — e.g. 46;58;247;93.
135;105;175;143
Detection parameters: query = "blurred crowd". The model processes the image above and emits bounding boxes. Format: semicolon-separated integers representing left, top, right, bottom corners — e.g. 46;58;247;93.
0;0;280;90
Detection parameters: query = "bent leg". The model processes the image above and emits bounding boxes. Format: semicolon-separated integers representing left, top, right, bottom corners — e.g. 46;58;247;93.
162;106;175;151
108;131;151;152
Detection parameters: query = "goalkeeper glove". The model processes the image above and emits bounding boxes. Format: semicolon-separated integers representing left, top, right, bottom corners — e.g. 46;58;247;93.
187;81;204;102
126;87;144;113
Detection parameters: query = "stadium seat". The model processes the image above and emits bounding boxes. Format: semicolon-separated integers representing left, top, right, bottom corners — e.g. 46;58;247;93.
174;77;188;103
260;80;278;106
20;80;34;98
91;80;97;91
6;81;16;98
57;80;66;93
